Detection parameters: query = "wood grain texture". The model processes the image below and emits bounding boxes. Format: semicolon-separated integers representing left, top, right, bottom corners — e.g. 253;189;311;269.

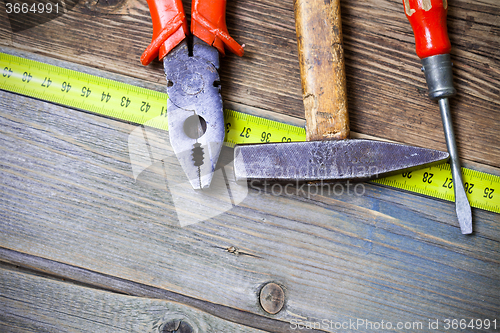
0;266;267;333
0;0;498;167
0;250;320;333
1;87;499;332
295;0;349;140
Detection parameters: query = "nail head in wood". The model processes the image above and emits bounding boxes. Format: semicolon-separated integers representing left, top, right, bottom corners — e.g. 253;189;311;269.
259;282;285;315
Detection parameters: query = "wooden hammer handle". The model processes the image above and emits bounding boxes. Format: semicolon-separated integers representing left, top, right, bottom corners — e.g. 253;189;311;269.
294;0;349;141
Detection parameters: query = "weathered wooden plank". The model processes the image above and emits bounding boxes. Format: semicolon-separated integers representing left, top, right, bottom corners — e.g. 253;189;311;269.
0;0;498;167
0;250;321;333
1;88;499;332
0;266;268;333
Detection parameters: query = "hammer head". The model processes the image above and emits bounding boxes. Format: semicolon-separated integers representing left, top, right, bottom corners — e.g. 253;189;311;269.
234;139;449;182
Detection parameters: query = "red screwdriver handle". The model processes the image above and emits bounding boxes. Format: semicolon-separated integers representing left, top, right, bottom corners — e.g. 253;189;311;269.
402;0;451;59
141;0;188;66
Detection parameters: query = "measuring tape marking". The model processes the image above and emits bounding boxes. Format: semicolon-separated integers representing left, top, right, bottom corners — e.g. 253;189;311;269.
1;52;499;214
371;164;500;213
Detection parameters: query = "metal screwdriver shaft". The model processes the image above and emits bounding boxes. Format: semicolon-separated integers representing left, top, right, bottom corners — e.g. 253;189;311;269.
403;1;472;234
421;52;473;235
438;97;472;234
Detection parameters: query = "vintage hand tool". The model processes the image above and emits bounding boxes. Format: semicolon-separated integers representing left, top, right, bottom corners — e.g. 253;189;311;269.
141;0;243;189
402;0;472;234
234;1;448;184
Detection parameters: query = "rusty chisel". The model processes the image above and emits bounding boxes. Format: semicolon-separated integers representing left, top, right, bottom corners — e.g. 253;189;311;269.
233;1;449;189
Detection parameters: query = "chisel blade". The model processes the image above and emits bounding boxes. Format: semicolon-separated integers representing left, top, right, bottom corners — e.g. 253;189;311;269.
234;139;449;182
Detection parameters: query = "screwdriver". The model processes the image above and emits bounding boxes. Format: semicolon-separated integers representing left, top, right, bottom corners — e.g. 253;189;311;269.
402;0;472;234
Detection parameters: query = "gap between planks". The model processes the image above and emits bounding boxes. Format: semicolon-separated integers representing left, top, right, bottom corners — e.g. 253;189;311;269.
0;248;324;333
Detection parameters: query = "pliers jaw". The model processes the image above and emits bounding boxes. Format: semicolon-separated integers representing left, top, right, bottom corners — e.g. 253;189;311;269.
141;0;244;189
164;37;224;189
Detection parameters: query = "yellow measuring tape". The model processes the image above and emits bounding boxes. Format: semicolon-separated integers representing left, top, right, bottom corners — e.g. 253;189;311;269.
1;52;498;214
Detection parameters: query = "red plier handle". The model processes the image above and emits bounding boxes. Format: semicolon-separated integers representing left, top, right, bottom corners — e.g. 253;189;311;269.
141;0;244;66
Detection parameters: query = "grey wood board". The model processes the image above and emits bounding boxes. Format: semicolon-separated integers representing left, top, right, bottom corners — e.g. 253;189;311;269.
0;89;499;332
0;249;322;333
0;266;268;333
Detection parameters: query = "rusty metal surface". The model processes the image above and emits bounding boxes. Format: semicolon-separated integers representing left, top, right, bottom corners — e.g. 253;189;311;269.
234;139;449;182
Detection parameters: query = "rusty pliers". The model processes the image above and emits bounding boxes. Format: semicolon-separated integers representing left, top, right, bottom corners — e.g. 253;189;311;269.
141;0;244;189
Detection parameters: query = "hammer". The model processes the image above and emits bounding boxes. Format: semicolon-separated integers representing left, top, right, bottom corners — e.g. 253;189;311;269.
233;0;449;183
